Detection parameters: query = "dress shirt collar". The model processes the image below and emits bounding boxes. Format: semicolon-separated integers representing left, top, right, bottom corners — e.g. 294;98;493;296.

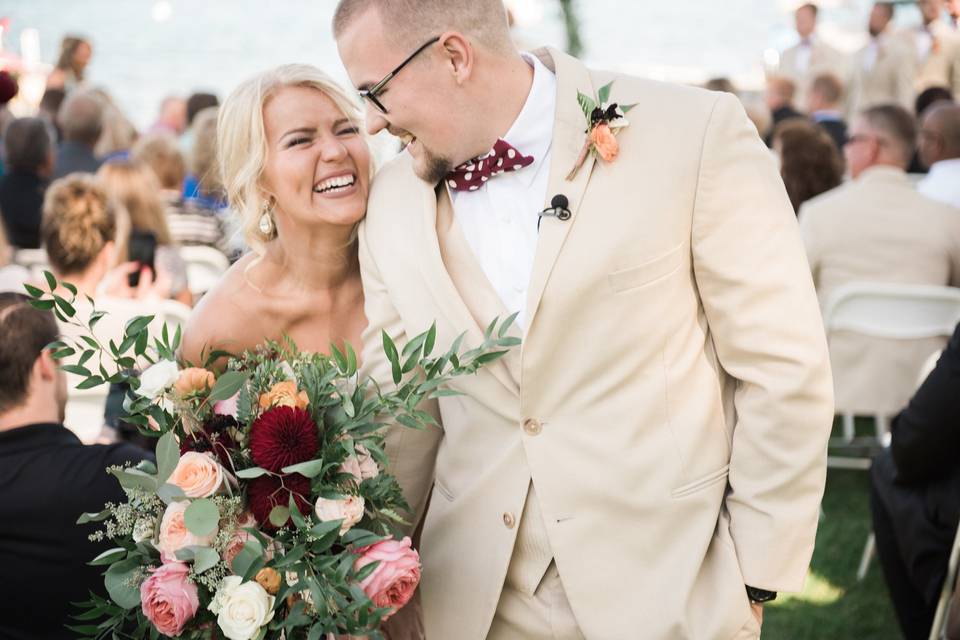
498;52;557;189
812;110;843;122
856;164;909;185
0;423;77;455
927;158;960;178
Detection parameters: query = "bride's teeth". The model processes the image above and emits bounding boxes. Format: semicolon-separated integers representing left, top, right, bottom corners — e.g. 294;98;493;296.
314;174;356;193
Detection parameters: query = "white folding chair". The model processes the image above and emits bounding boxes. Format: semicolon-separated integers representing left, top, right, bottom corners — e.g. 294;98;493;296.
12;248;50;281
180;245;229;297
930;521;960;639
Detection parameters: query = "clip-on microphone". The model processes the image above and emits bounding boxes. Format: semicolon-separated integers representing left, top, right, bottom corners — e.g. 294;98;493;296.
538;195;572;230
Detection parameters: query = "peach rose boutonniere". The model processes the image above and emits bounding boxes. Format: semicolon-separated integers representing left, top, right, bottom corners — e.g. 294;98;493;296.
566;81;636;181
258;380;309;411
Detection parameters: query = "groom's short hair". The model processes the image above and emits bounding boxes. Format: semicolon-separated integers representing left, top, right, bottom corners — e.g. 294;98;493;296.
333;0;514;54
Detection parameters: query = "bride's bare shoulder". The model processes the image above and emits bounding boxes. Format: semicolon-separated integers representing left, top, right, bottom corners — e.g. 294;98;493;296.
180;254;266;366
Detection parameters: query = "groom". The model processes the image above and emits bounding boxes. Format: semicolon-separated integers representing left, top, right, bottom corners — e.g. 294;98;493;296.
335;2;834;638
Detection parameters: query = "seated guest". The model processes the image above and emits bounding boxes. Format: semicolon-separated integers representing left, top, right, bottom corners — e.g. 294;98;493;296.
807;72;848;151
38;88;66;143
910;87;955;173
871;321;960;640
52;90;104;179
132;133;227;252
182;106;226;209
0;118;55;248
764;75;804;146
90;88;139;162
917;104;960;208
148;95;186;136
179;91;219;156
799;105;960;417
0;292;149;640
772;118;844;214
96;161;192;305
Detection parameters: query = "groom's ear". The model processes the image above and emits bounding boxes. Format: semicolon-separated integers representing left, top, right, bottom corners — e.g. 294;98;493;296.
438;31;474;85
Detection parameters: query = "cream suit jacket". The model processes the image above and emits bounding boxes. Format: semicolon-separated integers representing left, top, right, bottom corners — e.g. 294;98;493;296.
897;21;960;98
779;37;848;108
846;34;915;116
799;167;960;416
359;48;834;640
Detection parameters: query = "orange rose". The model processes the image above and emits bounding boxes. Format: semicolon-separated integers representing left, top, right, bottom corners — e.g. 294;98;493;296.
258;380;309;410
590;123;619;163
174;367;215;396
255;567;282;595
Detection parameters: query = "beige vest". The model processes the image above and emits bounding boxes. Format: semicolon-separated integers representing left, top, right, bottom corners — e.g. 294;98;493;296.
435;186;555;597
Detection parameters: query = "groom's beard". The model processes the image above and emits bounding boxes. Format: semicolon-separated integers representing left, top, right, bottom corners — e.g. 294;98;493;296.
391;127;453;184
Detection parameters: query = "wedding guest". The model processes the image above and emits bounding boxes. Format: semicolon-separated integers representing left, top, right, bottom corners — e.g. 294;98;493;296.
897;0;960;98
918;103;960;207
772;119;844;214
0;118;55;248
149;95;187;136
764;75;805;145
807;72;848;150
799;105;960;417
132;133;227;251
917;86;955;118
52;89;104;179
704;77;737;95
181;64;371;367
38;87;66;143
180;91;219;155
96;160;191;305
871;320;960;640
45;35;92;92
847;2;916;116
183;107;226;208
0;292;149;640
0;70;18;150
90;88;138;162
779;3;847;108
0;223;29;293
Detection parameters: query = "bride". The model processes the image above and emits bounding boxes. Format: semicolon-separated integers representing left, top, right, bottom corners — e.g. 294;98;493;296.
181;64;371;365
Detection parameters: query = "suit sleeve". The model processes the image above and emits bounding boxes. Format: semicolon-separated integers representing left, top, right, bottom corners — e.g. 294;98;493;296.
690;92;835;592
357;218;442;530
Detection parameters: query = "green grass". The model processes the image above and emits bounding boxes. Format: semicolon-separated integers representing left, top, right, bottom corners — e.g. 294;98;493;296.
762;468;900;639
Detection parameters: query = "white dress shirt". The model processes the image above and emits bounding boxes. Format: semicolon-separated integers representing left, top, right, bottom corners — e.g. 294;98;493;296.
918;159;960;209
449;53;556;330
795;38;813;75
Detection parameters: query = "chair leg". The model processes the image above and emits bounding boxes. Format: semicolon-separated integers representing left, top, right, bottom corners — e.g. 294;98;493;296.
843;413;855;443
857;532;876;581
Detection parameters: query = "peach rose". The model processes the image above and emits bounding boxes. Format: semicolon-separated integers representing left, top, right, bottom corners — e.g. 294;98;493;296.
140;561;199;637
590;123;619;162
314;495;365;535
157;501;217;559
355;445;379;481
339;456;363;484
259;380;309;411
353;536;421;620
174;367;216;396
168;452;228;498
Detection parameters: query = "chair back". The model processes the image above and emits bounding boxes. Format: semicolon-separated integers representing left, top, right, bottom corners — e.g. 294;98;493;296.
824;283;960;340
180;245;229;297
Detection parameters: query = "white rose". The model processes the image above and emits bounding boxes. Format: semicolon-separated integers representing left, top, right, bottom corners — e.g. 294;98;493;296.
355;445;379;480
210;576;276;640
314;495;365;535
137;360;180;399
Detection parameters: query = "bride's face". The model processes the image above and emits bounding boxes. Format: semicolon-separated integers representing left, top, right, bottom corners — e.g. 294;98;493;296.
260;85;370;233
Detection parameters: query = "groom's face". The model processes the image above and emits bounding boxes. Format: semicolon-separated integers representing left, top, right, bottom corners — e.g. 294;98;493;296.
337;8;463;183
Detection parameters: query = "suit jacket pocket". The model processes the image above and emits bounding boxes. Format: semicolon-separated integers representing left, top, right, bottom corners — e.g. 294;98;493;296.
608;243;685;293
433;478;455;502
671;464;730;499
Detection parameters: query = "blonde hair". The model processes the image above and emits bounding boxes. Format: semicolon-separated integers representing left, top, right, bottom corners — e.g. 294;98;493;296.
133;132;186;190
96;161;173;247
41;174;117;275
89;88;139;158
217;64;366;255
190;107;223;200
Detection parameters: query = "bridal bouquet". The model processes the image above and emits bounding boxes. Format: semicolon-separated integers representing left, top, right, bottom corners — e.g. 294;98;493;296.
26;273;518;640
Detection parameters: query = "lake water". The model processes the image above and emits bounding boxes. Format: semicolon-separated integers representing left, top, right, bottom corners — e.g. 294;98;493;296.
2;0;926;129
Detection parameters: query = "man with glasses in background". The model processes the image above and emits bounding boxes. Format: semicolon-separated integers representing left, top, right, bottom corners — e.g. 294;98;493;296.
335;1;835;638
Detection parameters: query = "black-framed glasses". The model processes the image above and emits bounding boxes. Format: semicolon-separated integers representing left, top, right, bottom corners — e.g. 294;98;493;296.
358;36;440;114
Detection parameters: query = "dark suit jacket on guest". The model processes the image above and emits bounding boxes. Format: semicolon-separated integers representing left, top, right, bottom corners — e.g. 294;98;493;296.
52;141;102;180
812;114;848;153
0;169;49;249
872;321;960;605
0;424;150;640
765;105;805;146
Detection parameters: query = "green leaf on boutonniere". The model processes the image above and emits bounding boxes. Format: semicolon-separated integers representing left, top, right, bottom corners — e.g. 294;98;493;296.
620;102;638;114
597;81;613;106
577;91;596;120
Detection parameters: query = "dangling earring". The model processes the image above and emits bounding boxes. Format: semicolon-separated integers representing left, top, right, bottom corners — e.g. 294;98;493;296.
258;198;275;237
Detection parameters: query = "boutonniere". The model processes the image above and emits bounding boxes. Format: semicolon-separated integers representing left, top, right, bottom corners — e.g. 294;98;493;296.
566;81;636;181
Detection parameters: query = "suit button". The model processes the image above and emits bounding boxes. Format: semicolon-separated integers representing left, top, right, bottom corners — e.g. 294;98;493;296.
523;418;543;436
503;512;516;529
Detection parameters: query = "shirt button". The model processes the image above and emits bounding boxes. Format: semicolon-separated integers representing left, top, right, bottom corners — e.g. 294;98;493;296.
503;512;516;529
523;418;543;436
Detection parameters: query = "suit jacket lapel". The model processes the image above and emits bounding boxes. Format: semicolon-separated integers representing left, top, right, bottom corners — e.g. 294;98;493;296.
525;47;598;334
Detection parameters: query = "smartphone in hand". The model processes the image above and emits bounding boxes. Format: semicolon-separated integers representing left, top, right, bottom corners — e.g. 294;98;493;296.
127;230;158;288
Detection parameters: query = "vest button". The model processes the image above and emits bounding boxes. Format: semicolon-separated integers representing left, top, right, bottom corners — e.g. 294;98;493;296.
503;512;516;529
523;418;543;436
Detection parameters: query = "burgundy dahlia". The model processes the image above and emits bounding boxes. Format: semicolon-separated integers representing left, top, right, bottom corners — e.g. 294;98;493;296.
180;415;238;468
247;473;312;529
249;406;319;472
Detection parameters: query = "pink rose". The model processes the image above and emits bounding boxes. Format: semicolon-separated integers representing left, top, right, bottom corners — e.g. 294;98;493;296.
353;536;421;620
168;452;229;498
355;445;380;480
214;391;240;419
140;561;199;637
339;456;363;484
157;501;217;559
314;495;365;535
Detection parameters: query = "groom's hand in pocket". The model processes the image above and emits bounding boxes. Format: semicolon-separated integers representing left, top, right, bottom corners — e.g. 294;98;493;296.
750;602;764;627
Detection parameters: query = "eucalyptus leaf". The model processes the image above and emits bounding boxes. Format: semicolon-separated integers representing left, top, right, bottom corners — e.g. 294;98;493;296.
184;499;219;537
231;538;264;576
77;508;112;525
157;483;186;504
104;558;142;609
235;466;271;479
280;458;326;478
191;546;220;573
110;467;158;492
89;547;127;566
155;431;180;484
268;505;291;528
207;371;249;404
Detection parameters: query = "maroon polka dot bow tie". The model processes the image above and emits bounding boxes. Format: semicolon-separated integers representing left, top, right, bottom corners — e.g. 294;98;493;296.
445;139;534;192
